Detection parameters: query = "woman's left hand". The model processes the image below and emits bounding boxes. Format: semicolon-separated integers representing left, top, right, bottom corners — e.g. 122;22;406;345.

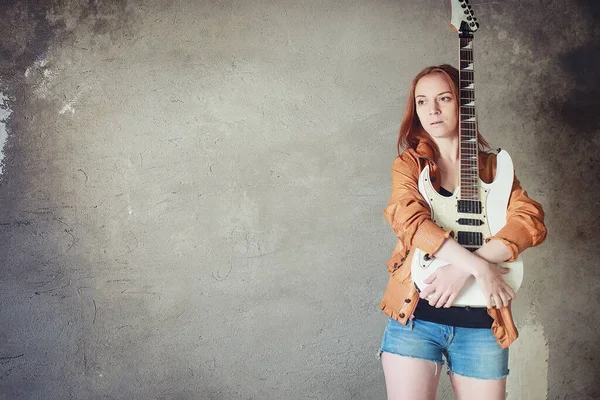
419;265;473;308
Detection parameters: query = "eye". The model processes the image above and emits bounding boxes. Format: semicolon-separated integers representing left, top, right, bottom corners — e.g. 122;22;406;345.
439;96;452;102
416;99;425;106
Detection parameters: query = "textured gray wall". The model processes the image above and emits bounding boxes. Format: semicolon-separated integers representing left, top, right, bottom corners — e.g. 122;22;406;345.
0;1;598;399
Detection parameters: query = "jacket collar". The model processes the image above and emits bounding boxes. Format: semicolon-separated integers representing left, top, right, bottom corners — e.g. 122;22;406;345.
414;141;435;160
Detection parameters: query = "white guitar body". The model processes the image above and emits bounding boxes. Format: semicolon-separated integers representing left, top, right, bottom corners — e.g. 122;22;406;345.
410;150;524;307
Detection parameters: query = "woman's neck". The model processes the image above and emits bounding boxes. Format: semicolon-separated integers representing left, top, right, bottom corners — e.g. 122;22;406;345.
434;136;459;163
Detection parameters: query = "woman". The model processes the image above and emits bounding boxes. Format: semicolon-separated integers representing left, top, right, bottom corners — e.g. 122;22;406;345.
378;64;547;400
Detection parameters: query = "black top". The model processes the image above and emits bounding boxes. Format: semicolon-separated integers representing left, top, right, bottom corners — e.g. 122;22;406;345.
412;186;494;329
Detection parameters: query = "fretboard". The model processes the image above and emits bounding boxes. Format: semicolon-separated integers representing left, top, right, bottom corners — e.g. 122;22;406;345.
459;36;479;201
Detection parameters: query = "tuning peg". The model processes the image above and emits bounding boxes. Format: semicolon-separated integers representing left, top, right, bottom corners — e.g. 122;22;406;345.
475;22;480;29
464;9;469;14
467;16;472;21
461;2;467;8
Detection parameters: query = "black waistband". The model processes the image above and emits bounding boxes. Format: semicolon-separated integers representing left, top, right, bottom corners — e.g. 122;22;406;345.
412;298;493;329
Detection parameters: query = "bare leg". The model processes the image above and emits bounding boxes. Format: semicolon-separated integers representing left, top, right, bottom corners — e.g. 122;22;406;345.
450;373;506;400
381;352;442;400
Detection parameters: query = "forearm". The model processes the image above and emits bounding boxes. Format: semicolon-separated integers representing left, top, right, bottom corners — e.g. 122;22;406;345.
475;239;512;264
434;238;487;277
434;237;512;277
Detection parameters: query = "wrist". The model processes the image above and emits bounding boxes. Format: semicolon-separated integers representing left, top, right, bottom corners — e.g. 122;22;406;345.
469;257;490;279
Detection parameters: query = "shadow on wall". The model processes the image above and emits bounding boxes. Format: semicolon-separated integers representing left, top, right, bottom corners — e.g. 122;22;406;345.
0;1;53;77
530;1;600;399
551;0;600;137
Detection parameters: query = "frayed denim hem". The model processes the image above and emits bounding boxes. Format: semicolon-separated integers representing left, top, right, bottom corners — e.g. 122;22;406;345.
378;350;445;376
448;368;510;381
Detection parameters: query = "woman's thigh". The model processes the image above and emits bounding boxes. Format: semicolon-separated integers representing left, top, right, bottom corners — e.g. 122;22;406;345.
382;352;441;400
450;373;506;400
446;326;509;399
379;318;445;400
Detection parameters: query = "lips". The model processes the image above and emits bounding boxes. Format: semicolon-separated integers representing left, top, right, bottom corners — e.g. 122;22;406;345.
430;121;443;126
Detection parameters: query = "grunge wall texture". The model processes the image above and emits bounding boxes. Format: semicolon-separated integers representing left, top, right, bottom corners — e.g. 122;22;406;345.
1;1;598;399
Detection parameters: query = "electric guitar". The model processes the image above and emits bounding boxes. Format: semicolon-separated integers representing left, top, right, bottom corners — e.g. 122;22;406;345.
410;0;523;307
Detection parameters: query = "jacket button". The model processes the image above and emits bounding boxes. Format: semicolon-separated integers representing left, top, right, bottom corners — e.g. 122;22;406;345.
399;313;405;318
404;298;411;303
393;263;398;269
401;258;406;262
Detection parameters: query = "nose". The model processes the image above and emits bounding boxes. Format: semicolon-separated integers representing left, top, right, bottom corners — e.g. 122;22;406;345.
428;102;440;115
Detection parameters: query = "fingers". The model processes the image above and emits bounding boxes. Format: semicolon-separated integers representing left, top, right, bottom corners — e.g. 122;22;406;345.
485;293;493;309
506;285;517;300
427;290;442;307
493;284;516;308
495;292;505;309
423;270;438;284
420;272;439;299
434;292;451;308
499;291;511;308
420;283;435;299
498;266;511;275
444;293;457;308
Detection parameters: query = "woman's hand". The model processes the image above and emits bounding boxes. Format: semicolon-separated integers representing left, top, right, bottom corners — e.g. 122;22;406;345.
419;265;473;308
473;261;516;309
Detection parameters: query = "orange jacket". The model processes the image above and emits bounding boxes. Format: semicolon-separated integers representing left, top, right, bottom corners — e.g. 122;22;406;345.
379;141;547;349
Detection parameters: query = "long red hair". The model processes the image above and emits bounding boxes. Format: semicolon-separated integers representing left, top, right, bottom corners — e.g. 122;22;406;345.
397;64;490;158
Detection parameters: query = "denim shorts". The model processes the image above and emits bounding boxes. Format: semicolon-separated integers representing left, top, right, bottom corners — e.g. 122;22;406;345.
379;317;509;380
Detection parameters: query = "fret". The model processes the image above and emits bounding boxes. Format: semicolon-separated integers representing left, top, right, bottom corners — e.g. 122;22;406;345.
459;36;479;201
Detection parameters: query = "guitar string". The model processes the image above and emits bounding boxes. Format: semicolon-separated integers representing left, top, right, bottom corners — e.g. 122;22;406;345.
459;35;483;247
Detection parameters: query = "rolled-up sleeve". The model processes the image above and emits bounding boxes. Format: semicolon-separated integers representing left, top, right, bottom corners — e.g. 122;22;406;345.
486;174;547;261
383;154;453;256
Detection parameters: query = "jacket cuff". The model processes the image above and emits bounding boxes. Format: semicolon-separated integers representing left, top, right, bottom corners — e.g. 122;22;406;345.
411;219;454;256
486;220;535;262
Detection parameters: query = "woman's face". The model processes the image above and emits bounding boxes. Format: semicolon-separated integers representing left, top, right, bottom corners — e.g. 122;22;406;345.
414;73;458;140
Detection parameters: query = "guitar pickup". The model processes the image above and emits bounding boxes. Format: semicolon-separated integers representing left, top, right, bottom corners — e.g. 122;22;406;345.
457;231;483;246
457;218;484;226
457;200;482;214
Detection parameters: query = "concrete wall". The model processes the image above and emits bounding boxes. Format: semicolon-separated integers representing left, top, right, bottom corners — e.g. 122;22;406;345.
0;1;598;399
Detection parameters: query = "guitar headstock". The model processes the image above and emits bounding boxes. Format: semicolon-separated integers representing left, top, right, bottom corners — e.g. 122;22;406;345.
450;0;479;36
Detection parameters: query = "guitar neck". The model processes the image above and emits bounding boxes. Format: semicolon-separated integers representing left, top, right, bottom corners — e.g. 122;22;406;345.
459;34;479;201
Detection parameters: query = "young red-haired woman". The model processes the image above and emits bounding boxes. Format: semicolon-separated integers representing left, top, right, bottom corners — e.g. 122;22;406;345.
378;64;547;400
